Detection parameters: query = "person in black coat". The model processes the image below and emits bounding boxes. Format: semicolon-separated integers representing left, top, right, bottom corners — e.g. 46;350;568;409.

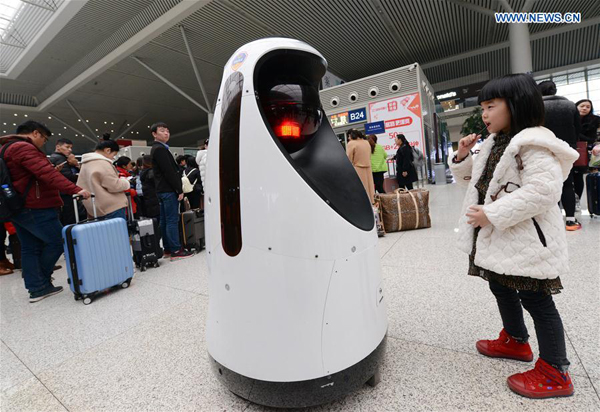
139;155;160;219
183;156;203;209
393;133;418;190
48;138;82;225
539;81;581;230
574;99;600;201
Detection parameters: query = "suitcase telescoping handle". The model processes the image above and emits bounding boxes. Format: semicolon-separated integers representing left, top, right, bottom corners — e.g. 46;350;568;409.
125;191;134;223
72;193;96;223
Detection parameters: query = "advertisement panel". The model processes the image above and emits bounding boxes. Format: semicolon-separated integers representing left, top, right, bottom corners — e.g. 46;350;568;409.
368;92;424;156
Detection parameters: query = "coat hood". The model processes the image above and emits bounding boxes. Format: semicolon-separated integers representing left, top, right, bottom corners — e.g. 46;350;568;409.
81;152;114;164
491;127;578;180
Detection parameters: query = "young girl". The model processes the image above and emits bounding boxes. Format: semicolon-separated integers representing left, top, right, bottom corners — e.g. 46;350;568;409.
450;74;579;399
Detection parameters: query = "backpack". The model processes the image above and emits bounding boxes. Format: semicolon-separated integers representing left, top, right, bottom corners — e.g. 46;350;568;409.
181;168;197;194
411;146;424;169
0;142;34;222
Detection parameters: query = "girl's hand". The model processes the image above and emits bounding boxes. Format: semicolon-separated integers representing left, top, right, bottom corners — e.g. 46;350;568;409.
402;171;408;177
466;205;491;228
457;133;480;161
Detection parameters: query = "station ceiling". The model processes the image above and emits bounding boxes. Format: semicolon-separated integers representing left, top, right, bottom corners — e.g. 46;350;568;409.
1;0;599;153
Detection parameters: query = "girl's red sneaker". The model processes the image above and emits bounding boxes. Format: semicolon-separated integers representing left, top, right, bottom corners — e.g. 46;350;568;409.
476;329;533;362
507;358;574;398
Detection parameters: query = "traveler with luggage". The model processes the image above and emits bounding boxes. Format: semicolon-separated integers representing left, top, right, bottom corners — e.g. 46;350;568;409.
368;134;387;194
196;139;208;188
183;156;202;209
114;156;138;217
573;99;600;205
392;133;418;190
140;155;160;220
0;121;90;302
76;137;130;220
450;74;579;399
346;129;375;204
538;81;582;231
49;138;81;226
150;122;193;260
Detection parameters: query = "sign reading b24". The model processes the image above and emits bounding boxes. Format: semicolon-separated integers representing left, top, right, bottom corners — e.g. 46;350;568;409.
348;108;367;124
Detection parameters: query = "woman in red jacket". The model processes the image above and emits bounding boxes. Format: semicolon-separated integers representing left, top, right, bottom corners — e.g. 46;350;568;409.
114;156;137;215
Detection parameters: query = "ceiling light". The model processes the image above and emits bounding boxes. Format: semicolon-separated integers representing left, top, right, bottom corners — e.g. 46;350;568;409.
136;132;139;134
86;120;89;122
127;124;130;126
111;130;114;132
95;129;98;131
2;123;5;125
14;113;17;116
77;119;81;122
75;134;78;136
24;114;28;117
48;116;52;120
104;121;107;124
64;127;67;129
111;122;114;125
58;133;61;136
2;131;5;133
12;123;16;126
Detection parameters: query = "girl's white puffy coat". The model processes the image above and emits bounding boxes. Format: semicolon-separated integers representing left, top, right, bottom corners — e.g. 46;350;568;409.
450;127;579;280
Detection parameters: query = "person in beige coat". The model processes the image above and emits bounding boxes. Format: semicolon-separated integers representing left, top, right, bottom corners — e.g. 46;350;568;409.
76;138;130;219
346;129;375;204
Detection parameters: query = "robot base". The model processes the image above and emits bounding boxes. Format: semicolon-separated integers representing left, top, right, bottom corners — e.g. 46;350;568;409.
209;335;387;409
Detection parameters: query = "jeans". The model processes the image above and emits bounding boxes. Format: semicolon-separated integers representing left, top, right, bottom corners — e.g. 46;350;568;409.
158;192;181;253
11;208;64;294
488;279;570;371
104;208;127;221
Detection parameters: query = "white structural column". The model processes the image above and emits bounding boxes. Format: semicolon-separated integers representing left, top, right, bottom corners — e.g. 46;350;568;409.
499;0;533;73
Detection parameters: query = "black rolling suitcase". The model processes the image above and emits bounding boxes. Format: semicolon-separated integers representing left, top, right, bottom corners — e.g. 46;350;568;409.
179;209;205;253
126;194;163;271
586;172;600;217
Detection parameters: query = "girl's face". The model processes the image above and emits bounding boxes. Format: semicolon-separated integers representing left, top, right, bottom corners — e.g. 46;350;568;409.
481;98;511;134
577;101;591;117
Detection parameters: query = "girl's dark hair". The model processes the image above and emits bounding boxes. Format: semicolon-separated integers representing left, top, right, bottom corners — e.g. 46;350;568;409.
348;129;365;140
575;99;595;118
478;74;545;136
95;134;120;152
114;156;131;168
186;156;199;169
395;133;409;146
136;157;143;168
367;134;377;153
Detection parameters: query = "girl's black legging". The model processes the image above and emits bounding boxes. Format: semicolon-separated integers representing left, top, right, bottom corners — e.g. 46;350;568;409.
488;279;569;371
573;169;585;199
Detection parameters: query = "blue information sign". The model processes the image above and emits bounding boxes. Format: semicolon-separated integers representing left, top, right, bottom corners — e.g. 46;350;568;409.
364;121;385;134
348;108;367;124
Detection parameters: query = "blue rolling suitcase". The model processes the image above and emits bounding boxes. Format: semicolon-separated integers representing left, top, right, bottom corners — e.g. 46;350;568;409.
62;195;134;305
587;172;600;217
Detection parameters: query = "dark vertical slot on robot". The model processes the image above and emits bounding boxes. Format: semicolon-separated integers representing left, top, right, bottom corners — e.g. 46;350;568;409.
219;71;244;256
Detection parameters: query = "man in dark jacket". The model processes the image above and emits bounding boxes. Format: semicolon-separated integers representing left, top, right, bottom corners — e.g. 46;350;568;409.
150;122;192;260
49;138;80;225
539;81;582;231
0;121;90;302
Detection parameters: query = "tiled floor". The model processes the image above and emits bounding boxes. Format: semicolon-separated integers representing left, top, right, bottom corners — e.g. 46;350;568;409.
1;183;599;411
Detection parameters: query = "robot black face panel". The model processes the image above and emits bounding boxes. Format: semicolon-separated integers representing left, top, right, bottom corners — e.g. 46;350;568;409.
256;51;325;154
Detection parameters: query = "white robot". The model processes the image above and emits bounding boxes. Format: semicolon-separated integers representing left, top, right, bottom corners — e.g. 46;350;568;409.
205;38;387;408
